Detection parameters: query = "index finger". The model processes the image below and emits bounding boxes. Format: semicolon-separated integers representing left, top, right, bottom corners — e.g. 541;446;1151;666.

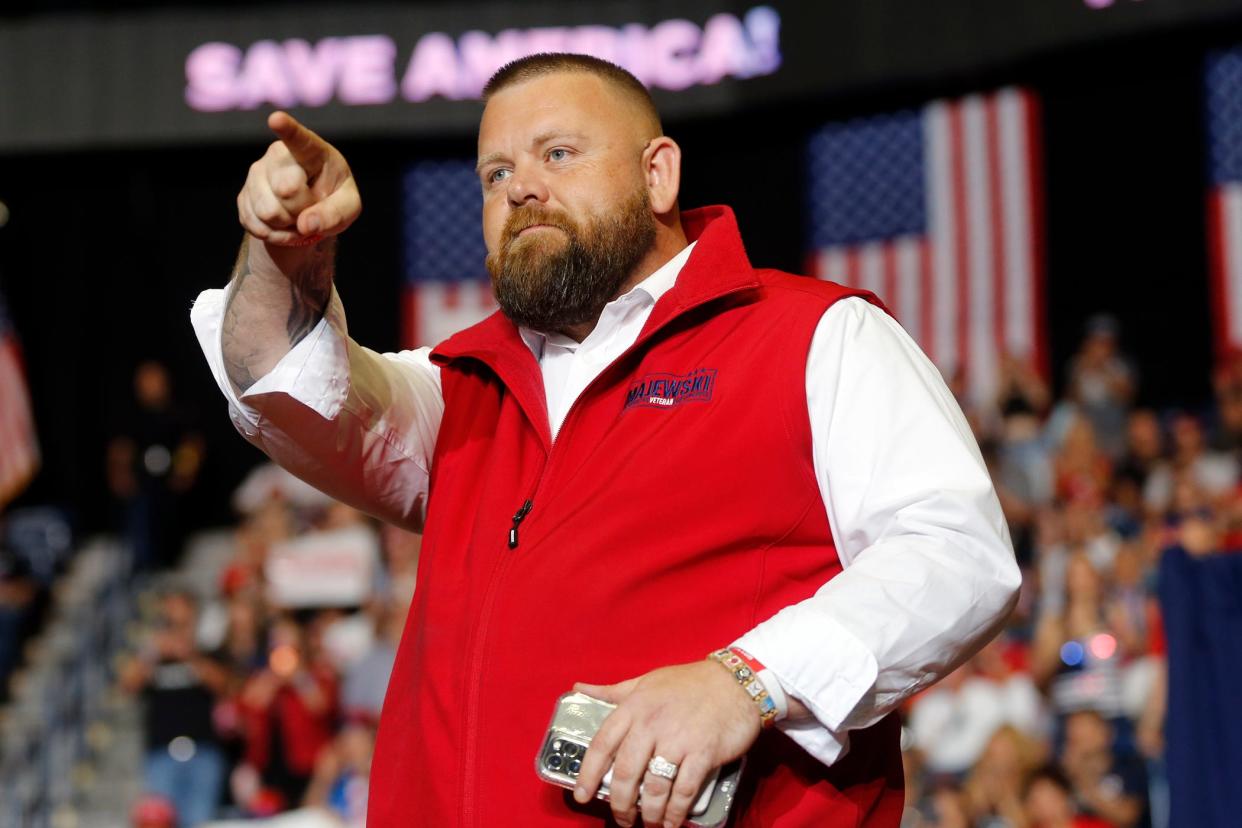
268;110;328;179
574;710;629;804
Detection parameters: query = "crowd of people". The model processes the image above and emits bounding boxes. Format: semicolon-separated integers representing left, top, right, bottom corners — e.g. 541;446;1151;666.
115;314;1231;827
121;467;419;828
901;315;1242;828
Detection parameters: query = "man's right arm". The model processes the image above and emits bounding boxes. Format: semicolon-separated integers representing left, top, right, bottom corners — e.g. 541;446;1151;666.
220;236;335;396
193;112;444;530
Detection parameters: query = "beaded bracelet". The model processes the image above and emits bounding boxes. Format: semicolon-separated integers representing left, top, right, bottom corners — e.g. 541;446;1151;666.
707;647;780;728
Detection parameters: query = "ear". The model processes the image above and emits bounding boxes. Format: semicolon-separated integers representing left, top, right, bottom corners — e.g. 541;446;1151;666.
642;136;682;216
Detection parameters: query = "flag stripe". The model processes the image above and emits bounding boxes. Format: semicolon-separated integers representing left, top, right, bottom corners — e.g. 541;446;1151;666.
987;95;1009;359
845;248;860;288
859;243;885;297
963;95;998;406
0;335;39;506
895;236;922;345
818;248;848;284
1209;190;1231;358
999;88;1035;360
883;243;899;316
918;239;935;365
926;101;957;378
1224;187;1242;347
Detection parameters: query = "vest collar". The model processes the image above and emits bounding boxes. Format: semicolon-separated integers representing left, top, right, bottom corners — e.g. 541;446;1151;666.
431;205;760;446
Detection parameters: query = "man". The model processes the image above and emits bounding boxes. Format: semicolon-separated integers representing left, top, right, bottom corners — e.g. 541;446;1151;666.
192;54;1019;827
1060;711;1149;828
119;588;230;826
106;360;204;571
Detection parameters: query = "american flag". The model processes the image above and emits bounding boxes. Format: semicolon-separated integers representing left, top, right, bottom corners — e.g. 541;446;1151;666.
401;160;496;348
806;88;1047;406
1206;49;1242;358
0;288;39;508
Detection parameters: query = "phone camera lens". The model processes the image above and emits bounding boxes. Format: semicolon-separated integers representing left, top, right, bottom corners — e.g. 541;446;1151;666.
563;743;580;759
568;759;582;775
547;754;563;770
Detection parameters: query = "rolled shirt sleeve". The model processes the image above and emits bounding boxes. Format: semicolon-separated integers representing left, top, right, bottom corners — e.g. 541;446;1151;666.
189;285;443;530
733;297;1021;765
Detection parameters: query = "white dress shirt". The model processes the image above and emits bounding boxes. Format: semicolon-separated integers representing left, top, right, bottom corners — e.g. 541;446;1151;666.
191;240;1019;766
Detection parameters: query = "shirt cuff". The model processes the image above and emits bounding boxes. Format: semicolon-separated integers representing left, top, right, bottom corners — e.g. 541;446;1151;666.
732;605;879;766
189;284;351;428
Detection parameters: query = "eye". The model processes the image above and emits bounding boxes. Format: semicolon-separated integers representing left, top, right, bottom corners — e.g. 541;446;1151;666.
486;168;511;186
547;148;571;162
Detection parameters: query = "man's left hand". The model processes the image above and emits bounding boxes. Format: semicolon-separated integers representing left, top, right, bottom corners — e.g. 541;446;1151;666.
572;660;761;828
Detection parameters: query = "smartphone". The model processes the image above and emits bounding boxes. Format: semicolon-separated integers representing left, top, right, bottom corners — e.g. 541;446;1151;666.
535;691;744;828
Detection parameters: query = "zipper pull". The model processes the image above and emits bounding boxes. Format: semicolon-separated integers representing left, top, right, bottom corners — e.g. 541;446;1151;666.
508;499;533;549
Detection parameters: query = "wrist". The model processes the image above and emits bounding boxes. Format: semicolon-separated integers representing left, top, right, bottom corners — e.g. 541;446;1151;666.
251;235;331;287
707;647;786;728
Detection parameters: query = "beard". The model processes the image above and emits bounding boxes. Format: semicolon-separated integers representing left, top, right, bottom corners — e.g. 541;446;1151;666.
485;189;657;334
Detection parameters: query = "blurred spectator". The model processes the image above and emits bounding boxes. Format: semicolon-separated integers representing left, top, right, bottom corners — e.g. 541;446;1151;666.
987;356;1055;566
219;498;296;599
1105;411;1166;539
341;598;407;724
1106;547;1161;678
0;539;37;700
908;640;1045;778
1118;411;1164;487
1063;314;1135;459
1023;764;1113;828
926;783;974;828
206;587;269;801
376;523;420;607
303;722;374;826
1035;501;1121;617
964;725;1045;828
216;589;268;676
1143;412;1237;516
1210;348;1242;451
234;615;339;814
1060;710;1149;828
120;587;231;827
998;353;1053;418
107;360;204;571
1054;418;1112;507
1032;555;1128;730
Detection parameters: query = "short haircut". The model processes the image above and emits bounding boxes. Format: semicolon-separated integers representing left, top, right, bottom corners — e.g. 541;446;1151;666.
482;53;662;134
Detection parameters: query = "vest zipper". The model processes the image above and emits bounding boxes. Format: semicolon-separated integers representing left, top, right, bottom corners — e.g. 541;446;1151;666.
508;499;533;549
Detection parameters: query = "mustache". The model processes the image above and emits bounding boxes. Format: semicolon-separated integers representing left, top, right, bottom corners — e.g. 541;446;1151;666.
501;205;577;245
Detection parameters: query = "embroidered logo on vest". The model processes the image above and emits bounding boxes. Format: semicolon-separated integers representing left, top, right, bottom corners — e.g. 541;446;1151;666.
624;368;717;410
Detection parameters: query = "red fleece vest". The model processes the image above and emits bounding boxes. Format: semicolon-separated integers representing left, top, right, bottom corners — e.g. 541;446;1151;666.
368;206;904;826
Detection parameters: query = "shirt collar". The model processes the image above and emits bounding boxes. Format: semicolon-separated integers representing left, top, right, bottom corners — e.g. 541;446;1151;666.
518;240;697;355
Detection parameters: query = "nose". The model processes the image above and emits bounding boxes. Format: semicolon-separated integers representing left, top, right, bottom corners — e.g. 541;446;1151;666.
505;163;550;207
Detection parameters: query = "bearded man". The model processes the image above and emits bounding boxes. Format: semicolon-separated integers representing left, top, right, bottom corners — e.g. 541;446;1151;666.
192;54;1020;827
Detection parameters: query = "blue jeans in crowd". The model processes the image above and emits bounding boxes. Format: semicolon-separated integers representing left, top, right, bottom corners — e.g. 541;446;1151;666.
144;742;226;827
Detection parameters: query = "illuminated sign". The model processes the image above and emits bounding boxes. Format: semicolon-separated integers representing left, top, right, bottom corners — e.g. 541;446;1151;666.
184;6;782;112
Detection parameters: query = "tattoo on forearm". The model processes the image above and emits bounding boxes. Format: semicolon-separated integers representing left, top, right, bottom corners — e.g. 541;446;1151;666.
222;237;259;392
285;239;335;347
221;235;336;393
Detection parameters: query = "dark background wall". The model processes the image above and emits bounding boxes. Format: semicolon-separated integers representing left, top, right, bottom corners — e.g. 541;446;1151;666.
0;11;1237;535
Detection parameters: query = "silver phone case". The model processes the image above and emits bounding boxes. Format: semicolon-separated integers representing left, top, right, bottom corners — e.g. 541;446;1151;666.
535;691;745;828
